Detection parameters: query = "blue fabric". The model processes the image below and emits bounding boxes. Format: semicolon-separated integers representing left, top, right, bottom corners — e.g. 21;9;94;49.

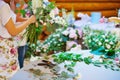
18;45;28;68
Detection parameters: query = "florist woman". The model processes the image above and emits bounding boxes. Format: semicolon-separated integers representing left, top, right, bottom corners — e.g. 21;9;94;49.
0;0;35;79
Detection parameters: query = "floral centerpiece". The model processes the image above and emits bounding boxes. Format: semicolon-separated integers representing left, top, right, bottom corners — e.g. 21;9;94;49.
35;27;82;55
83;27;120;58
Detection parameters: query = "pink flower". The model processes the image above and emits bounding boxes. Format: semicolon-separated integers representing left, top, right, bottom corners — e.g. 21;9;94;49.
1;64;7;70
115;58;119;61
66;41;77;50
11;64;17;70
115;58;120;64
26;11;31;17
10;48;17;55
22;4;28;9
99;16;107;23
69;33;77;39
69;29;77;39
51;7;59;15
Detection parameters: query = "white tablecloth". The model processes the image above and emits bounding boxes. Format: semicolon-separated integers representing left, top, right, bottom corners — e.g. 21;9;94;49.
10;50;120;80
74;20;120;37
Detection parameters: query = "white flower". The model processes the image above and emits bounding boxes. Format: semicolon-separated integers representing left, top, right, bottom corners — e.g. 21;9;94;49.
110;41;114;44
32;0;42;14
54;41;57;44
43;44;48;49
95;39;99;42
99;58;103;63
66;41;77;50
49;20;54;24
62;30;69;36
106;44;111;49
56;28;62;32
51;7;59;16
69;33;77;39
105;39;109;42
43;4;46;8
44;0;49;3
56;34;60;37
58;44;61;46
88;40;91;43
30;55;40;62
47;42;50;45
43;49;47;52
59;39;62;42
98;42;102;45
49;12;55;18
102;35;105;38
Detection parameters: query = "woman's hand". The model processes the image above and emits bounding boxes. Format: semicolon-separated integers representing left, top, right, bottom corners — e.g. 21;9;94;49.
28;15;36;24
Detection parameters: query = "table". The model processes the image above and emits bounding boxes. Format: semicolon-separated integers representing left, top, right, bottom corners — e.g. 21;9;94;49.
74;20;120;37
10;50;120;80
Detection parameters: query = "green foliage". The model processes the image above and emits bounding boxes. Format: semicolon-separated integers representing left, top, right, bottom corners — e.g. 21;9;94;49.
25;0;67;46
52;52;120;72
83;26;120;58
53;52;83;72
26;23;42;44
84;57;92;64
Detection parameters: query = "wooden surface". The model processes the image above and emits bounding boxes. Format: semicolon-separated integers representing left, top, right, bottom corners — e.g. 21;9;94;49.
50;0;120;18
50;0;120;2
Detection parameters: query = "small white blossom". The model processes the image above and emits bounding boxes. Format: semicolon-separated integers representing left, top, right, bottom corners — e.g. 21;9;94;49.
110;41;114;44
49;12;55;18
95;39;99;42
43;49;46;52
62;30;69;36
59;39;62;42
54;41;57;44
56;34;60;37
98;42;102;45
102;35;105;38
99;58;103;63
105;39;109;42
88;40;91;43
106;44;111;49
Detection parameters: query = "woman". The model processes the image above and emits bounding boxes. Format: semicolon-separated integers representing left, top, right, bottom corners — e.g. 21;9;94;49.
0;0;35;79
10;0;29;69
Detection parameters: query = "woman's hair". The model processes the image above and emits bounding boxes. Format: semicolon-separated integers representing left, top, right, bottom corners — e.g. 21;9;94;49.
4;0;11;4
24;0;29;3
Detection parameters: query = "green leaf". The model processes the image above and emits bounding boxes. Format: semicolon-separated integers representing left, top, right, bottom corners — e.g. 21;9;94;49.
84;57;92;64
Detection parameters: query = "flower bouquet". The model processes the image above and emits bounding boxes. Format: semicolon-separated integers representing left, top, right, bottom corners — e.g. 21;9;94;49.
83;27;120;58
25;0;67;44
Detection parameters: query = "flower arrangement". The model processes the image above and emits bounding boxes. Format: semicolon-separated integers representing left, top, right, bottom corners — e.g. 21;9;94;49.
83;27;120;58
35;27;82;55
25;0;67;44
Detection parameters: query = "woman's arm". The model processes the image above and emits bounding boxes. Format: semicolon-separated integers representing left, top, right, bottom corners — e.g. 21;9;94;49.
16;14;28;22
5;15;35;36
